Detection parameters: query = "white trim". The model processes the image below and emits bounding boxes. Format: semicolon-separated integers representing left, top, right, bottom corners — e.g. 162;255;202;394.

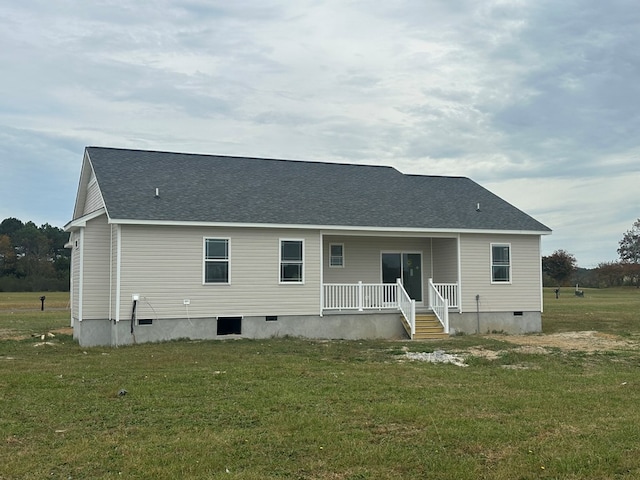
71;151;91;220
115;225;122;322
457;233;463;313
539;236;544;313
109;224;113;322
329;243;345;268
78;228;84;323
380;250;424;306
65;208;106;231
319;233;324;317
203;237;231;285
279;238;305;284
106;217;551;236
68;233;74;327
490;242;512;284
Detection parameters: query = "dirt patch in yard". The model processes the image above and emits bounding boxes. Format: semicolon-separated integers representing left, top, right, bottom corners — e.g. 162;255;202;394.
0;327;73;342
485;330;638;352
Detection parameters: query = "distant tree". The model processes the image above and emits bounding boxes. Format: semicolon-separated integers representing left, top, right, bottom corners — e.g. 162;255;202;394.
0;234;17;275
0;217;24;237
596;261;625;288
0;218;69;290
618;219;640;264
40;223;69;258
542;249;577;286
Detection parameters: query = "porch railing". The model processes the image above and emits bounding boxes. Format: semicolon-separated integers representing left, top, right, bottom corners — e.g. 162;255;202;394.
323;282;398;311
427;278;449;333
322;280;456;336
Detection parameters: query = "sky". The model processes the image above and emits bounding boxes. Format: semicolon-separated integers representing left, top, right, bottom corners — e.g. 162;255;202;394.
1;0;639;268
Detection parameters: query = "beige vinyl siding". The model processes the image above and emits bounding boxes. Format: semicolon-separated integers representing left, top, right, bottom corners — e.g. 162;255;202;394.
459;233;542;312
322;235;433;294
70;231;81;320
431;238;458;283
83;177;104;215
117;225;321;320
81;215;112;318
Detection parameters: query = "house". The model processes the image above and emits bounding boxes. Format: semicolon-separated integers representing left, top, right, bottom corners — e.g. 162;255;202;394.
65;147;551;347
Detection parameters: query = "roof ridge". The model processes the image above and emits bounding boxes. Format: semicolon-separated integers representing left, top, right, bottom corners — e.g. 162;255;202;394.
86;146;400;172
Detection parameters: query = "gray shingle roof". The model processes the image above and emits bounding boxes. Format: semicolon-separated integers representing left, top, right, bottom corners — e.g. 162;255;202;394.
84;147;551;232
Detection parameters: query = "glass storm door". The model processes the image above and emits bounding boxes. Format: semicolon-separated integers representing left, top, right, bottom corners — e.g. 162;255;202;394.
381;253;423;302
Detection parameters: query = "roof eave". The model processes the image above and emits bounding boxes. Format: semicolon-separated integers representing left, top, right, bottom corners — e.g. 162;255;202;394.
105;217;551;235
64;208;107;232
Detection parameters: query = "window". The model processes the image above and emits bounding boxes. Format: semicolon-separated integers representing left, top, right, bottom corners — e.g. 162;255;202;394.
204;238;229;284
280;239;303;283
329;243;344;267
491;244;511;283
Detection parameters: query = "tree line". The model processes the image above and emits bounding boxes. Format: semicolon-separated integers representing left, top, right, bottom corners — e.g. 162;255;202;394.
543;218;640;288
0;217;70;292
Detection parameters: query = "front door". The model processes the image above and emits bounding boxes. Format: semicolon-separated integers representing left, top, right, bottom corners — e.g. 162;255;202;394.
381;253;423;302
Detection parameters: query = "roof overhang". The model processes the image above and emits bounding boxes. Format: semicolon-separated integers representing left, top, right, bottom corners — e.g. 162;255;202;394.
64;208;107;232
106;217;552;236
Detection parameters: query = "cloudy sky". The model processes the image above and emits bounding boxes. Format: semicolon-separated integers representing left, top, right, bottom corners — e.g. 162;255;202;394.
1;0;638;267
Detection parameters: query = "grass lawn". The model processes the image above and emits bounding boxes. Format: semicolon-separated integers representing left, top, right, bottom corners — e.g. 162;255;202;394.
1;289;639;479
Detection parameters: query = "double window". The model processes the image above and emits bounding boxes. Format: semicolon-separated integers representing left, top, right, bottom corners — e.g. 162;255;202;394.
491;243;511;283
280;239;304;283
204;238;230;284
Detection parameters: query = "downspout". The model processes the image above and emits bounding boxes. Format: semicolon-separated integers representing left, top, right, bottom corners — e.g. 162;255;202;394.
475;294;481;333
130;296;137;343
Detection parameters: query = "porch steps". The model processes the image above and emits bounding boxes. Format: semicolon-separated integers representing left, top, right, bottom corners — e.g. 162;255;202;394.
401;313;449;340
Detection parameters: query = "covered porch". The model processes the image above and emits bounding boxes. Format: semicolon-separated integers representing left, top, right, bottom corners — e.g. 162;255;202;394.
320;233;461;339
322;279;458;338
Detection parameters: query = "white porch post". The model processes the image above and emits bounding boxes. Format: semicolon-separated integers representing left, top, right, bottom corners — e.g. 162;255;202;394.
357;281;363;311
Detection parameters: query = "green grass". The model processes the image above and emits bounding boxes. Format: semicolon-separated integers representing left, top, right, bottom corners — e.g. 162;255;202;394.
1;289;640;479
542;287;640;335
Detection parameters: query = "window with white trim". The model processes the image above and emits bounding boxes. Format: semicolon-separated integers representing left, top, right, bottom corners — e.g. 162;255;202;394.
329;243;344;267
280;239;304;283
204;238;229;284
491;243;511;283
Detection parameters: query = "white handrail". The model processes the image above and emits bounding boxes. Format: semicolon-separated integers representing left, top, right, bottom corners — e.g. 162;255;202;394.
397;278;415;337
433;283;458;308
323;282;397;311
428;278;449;333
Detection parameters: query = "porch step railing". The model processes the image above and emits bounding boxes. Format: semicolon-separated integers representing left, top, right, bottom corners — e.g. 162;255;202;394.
427;278;449;333
396;279;416;337
433;282;458;308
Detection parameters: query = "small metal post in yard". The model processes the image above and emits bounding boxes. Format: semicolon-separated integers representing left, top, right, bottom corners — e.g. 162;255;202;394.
40;296;46;311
